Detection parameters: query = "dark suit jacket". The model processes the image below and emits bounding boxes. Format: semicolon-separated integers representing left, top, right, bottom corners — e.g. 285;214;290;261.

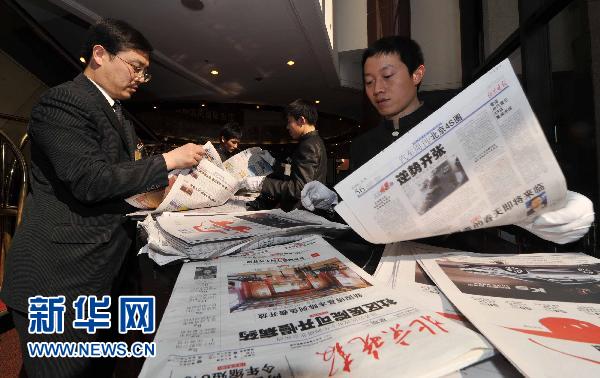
1;74;168;312
260;130;327;211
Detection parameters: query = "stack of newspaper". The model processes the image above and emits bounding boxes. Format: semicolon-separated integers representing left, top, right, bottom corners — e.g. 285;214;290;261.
139;236;495;377
127;142;273;214
139;209;349;264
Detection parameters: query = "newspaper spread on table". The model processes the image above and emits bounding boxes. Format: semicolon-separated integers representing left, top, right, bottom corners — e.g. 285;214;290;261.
374;242;467;322
126;142;273;212
139;236;494;378
139;209;350;263
374;242;520;378
334;59;567;244
419;251;600;377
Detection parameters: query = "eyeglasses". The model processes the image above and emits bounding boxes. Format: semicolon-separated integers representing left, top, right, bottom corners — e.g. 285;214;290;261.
114;54;152;83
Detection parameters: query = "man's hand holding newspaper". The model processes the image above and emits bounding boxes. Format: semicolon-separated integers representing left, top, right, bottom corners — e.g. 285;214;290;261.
516;190;594;244
126;141;273;212
301;181;593;244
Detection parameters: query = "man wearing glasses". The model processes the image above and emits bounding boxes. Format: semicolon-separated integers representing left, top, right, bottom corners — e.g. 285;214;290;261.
1;18;205;377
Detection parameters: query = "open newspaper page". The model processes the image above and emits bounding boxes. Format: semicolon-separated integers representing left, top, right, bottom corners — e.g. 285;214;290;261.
419;252;600;377
127;141;264;213
334;59;567;244
126;141;224;209
223;146;274;180
139;236;493;378
374;243;520;377
155;159;239;212
203;140;225;169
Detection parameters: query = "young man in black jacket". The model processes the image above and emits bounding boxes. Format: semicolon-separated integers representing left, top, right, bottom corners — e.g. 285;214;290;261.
301;36;593;246
246;99;327;211
215;122;243;162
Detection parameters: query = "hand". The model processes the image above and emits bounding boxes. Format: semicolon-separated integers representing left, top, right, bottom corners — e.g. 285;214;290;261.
301;181;338;211
243;176;266;192
517;191;594;244
260;150;276;166
162;143;205;170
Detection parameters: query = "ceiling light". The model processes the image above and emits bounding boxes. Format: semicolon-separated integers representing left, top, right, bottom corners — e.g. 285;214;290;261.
315;100;320;104
210;70;219;75
153;105;157;109
79;57;86;63
256;105;260;109
287;60;295;66
201;104;206;107
181;0;204;11
339;117;342;121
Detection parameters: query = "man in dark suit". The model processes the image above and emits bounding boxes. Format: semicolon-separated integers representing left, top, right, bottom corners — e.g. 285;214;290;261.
0;18;205;377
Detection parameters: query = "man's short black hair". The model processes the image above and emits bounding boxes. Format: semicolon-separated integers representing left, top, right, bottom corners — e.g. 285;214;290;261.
284;99;318;126
361;36;424;75
81;18;153;61
220;122;243;141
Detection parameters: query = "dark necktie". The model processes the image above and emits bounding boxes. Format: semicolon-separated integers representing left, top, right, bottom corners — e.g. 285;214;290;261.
112;100;124;125
112;101;134;156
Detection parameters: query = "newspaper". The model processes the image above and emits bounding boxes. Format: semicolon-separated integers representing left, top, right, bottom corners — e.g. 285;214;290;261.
374;242;467;323
140;209;350;263
128;194;257;218
139;236;494;377
334;59;567;244
203;140;225;169
154;159;239;212
374;242;520;377
419;251;600;377
223;146;274;181
126;143;272;212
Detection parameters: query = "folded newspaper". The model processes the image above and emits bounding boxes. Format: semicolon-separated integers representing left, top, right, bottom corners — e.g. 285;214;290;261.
418;250;600;377
139;236;494;377
334;59;567;244
139;209;350;264
373;242;521;377
126;142;273;213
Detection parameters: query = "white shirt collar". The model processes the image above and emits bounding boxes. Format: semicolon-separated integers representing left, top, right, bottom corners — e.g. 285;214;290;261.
86;76;116;107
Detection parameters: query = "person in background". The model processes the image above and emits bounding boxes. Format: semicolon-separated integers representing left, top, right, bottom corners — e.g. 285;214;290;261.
0;18;204;377
301;36;593;246
245;99;327;211
216;121;243;161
